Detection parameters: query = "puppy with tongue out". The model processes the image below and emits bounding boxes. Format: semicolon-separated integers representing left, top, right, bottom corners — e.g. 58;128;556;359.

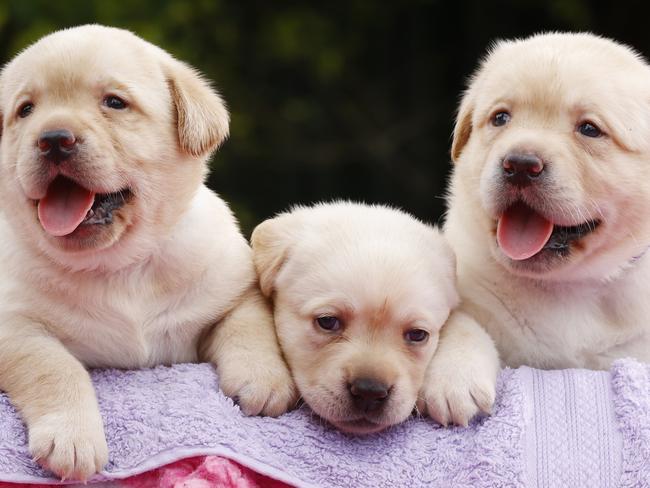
0;25;296;481
420;32;650;428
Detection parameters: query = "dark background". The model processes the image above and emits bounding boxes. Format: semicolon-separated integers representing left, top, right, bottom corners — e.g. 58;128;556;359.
1;0;647;234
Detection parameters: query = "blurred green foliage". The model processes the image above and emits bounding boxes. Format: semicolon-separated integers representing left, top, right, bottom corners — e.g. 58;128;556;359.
0;0;646;233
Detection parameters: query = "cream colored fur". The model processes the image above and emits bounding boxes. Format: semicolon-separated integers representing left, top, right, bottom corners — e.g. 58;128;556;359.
252;202;464;433
0;25;296;480
440;33;650;422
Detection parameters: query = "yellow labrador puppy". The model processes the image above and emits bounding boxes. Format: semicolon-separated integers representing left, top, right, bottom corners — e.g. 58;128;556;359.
252;202;462;434
437;32;650;423
0;25;296;480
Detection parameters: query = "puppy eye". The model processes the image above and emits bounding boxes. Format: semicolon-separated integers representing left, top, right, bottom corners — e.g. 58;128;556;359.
103;95;128;110
491;111;511;127
577;121;602;138
18;102;34;118
315;316;342;332
404;328;429;344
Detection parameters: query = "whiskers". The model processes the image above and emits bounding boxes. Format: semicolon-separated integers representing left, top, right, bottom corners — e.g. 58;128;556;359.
553;197;603;230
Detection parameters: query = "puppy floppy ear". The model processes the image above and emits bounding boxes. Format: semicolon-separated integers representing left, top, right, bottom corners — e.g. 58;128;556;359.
251;213;303;297
451;90;475;162
165;59;230;157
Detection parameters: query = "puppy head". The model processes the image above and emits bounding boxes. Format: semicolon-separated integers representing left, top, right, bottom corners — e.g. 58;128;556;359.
0;25;229;271
253;202;458;434
451;33;650;281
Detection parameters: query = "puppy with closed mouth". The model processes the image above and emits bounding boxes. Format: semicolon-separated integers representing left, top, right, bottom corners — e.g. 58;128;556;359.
0;25;296;480
252;202;462;434
436;32;650;417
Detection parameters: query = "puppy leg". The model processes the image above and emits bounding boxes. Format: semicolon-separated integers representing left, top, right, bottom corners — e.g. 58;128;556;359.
0;319;108;480
418;310;499;426
200;287;298;417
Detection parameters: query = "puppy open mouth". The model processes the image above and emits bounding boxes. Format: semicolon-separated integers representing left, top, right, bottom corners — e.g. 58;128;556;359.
37;176;132;237
497;201;600;260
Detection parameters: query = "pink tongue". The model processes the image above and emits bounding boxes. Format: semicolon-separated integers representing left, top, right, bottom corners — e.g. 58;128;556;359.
37;178;95;236
497;202;554;261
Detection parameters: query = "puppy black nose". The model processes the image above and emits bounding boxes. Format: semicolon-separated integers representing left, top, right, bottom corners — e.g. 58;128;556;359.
502;152;544;187
38;129;76;163
349;378;390;412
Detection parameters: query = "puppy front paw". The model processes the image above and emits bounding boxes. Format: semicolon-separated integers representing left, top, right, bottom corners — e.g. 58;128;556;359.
218;350;299;417
28;408;108;481
418;355;497;427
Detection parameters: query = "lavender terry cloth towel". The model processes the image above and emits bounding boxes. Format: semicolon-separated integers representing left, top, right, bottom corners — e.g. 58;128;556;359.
0;360;648;487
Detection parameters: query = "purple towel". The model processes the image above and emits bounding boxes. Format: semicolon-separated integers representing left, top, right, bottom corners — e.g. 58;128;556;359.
0;360;648;487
